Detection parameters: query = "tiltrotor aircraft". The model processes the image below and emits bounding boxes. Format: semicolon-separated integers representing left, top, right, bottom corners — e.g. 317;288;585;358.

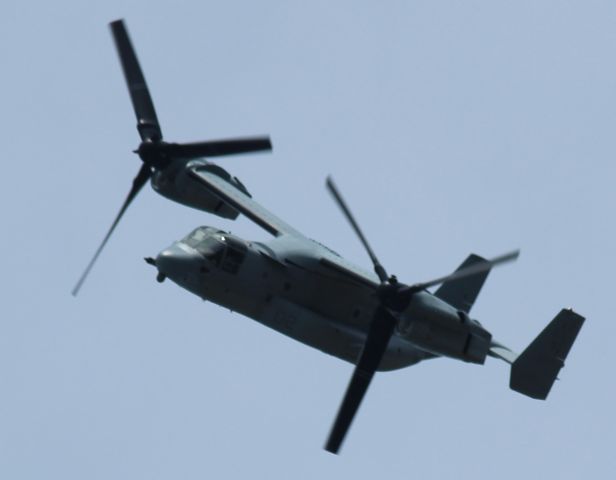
74;20;585;454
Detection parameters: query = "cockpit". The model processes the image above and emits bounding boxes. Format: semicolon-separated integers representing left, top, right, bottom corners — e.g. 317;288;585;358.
182;226;248;274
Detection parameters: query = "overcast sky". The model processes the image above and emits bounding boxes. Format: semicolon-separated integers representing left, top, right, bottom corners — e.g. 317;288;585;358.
1;1;614;478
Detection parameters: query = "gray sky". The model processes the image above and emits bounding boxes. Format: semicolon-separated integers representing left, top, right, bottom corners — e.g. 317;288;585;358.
1;1;614;478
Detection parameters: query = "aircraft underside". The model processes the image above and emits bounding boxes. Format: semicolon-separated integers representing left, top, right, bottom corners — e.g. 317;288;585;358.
245;295;433;371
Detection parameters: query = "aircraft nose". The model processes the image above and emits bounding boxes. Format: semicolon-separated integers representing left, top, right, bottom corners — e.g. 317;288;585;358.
155;243;202;283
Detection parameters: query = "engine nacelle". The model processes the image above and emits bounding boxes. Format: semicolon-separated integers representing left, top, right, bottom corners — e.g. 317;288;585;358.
397;292;492;364
151;160;249;219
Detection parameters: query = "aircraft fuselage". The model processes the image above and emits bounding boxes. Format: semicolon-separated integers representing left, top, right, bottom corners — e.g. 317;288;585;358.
154;226;492;371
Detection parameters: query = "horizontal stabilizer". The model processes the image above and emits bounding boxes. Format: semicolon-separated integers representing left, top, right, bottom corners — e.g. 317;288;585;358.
510;309;585;400
489;341;518;364
434;254;490;313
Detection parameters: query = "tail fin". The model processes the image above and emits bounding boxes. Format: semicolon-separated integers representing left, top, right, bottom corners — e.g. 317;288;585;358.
510;309;585;400
434;254;490;313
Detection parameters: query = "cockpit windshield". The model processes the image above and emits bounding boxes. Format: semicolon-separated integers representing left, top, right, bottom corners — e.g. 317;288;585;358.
183;227;226;263
182;227;247;273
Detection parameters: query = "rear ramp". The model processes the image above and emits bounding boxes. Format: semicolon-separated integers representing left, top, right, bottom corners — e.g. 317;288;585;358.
510;309;585;400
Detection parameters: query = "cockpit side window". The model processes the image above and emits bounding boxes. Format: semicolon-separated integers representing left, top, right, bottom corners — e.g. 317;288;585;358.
221;246;246;274
220;237;247;274
205;240;225;265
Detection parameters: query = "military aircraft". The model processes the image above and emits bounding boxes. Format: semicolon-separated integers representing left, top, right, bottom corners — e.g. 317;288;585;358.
75;20;585;455
144;168;584;454
72;19;272;296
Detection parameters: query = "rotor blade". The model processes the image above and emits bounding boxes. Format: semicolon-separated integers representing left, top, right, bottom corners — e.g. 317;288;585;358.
72;163;152;296
165;136;272;159
325;305;397;454
326;176;388;283
110;19;162;142
411;250;520;292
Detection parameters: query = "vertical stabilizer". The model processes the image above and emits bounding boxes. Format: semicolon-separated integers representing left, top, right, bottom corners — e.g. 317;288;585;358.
434;254;490;313
510;309;585;400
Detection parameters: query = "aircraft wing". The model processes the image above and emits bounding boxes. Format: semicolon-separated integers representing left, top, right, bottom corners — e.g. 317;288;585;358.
188;166;305;238
189;166;381;290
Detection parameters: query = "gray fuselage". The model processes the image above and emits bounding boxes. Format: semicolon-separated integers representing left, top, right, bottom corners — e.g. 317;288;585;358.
155;227;492;371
